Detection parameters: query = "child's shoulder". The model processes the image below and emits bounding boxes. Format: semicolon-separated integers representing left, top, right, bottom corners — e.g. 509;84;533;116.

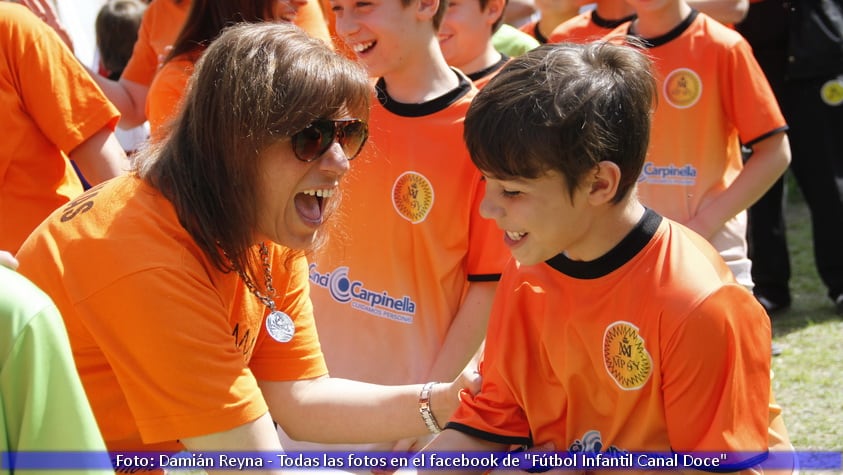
692;11;747;49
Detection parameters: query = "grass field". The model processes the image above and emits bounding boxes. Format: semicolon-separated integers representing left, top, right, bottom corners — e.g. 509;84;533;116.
766;177;843;473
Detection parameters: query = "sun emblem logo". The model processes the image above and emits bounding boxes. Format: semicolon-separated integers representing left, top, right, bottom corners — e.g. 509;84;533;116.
392;171;434;224
603;321;652;390
663;68;702;109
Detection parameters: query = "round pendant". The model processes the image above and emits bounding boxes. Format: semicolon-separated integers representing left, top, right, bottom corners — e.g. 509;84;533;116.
266;310;295;343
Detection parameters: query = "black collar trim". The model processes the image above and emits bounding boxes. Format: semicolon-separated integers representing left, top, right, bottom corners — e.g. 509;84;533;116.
467;54;509;82
627;9;698;48
545;208;662;279
375;69;472;117
591;10;637;29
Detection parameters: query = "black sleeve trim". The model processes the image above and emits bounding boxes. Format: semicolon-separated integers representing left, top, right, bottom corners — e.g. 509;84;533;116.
742;126;789;149
467;273;502;282
444;422;532;447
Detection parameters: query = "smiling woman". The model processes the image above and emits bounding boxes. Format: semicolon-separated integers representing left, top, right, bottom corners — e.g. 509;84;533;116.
15;22;475;471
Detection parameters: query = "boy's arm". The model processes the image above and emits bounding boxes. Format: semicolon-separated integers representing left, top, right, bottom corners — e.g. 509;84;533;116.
426;280;497;381
684;132;790;240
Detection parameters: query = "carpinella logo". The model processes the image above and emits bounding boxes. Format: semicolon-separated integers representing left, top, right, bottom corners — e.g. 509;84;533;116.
308;264;418;317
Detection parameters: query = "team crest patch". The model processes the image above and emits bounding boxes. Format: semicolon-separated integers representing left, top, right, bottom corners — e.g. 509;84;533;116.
392;171;434;223
603;321;652;390
663;68;702;109
820;78;843;106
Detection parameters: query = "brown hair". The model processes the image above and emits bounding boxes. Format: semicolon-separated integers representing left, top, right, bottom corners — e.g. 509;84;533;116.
95;0;147;79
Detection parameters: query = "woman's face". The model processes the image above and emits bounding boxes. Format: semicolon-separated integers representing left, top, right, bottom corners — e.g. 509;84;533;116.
253;120;355;249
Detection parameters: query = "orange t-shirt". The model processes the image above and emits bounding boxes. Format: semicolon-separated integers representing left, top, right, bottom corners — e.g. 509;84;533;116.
449;210;774;471
0;3;120;253
120;0;190;87
145;56;193;141
16;175;327;455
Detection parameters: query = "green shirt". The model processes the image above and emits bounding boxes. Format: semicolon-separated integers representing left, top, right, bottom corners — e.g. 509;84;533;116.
0;266;112;474
492;24;541;58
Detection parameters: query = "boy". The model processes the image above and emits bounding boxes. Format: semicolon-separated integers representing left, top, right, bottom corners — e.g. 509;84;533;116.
278;0;509;454
410;42;793;473
438;0;511;87
612;0;789;290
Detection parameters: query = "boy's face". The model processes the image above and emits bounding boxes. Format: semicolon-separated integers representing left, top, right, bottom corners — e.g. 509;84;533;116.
479;170;594;265
331;0;434;78
437;0;499;69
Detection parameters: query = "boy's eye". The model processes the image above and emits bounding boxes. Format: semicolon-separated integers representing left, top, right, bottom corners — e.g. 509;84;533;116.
501;189;521;198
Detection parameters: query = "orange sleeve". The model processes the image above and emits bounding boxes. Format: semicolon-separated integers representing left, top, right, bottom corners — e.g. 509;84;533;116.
447;263;532;446
249;249;329;381
146;57;193;142
74;265;268;443
720;37;787;145
121;0;188;86
8;8;119;152
466;170;510;279
661;285;770;462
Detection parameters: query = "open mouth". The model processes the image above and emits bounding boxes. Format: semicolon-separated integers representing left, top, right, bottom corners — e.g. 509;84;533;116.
505;230;527;242
294;188;334;225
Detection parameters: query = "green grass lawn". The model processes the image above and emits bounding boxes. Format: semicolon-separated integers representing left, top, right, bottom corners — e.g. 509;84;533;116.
766;176;843;472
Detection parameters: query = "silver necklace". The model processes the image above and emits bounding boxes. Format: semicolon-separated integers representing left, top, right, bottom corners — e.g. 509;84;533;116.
235;243;296;343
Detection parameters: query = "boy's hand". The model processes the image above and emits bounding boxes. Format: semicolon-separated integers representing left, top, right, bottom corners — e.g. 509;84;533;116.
430;368;481;430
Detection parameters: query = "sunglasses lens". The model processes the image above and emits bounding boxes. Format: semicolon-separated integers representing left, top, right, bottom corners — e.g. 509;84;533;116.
339;121;368;160
292;119;368;162
293;122;333;162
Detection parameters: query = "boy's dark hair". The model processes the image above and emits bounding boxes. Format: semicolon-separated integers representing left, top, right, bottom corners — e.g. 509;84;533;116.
465;40;656;204
95;0;147;79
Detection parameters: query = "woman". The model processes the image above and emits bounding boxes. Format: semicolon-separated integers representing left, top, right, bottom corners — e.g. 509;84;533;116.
16;22;471;470
146;0;307;140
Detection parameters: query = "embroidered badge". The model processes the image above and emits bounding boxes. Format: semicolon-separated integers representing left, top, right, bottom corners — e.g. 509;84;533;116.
603;321;652;390
820;78;843;106
266;310;295;343
392;171;434;223
663;68;702;109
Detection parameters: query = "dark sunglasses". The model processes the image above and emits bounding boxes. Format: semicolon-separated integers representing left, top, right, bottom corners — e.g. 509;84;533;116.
291;118;369;162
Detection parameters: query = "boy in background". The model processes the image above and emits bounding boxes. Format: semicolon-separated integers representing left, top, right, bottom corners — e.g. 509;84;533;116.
277;0;510;455
614;0;789;291
438;0;510;87
409;41;794;474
